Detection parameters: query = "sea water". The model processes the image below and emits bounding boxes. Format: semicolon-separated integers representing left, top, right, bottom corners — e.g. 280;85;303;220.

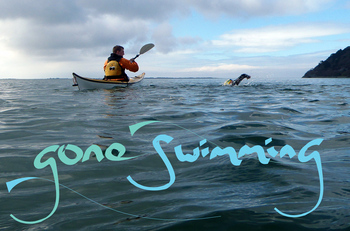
0;77;349;230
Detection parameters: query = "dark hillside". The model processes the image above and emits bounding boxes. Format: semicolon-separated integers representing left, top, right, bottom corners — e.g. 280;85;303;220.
303;46;350;78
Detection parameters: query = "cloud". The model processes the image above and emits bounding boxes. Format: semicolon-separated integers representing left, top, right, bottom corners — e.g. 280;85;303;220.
185;0;334;18
0;0;337;57
0;15;150;59
151;23;203;54
0;1;193;59
0;0;345;79
0;0;334;23
151;23;178;54
169;50;337;78
0;0;85;24
212;23;350;53
182;63;258;72
78;0;190;21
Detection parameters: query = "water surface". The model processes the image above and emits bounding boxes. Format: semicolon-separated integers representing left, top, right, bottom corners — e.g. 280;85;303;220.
0;78;349;230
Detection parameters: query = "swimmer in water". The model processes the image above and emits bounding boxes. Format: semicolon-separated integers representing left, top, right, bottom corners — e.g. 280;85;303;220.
224;74;251;86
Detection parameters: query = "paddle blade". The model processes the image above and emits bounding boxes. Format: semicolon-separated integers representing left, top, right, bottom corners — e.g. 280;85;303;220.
139;43;155;54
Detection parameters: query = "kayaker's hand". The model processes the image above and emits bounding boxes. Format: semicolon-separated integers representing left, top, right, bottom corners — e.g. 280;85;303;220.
130;58;135;63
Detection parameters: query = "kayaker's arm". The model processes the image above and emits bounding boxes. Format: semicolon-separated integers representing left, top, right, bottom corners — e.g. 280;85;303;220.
119;58;139;72
103;60;108;71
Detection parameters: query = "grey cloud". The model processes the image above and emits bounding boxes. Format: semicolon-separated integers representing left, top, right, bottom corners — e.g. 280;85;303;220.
79;0;190;21
151;23;177;53
0;0;334;59
151;23;202;54
0;1;186;59
2;17;149;59
0;0;86;24
188;0;333;18
79;0;333;20
0;0;333;23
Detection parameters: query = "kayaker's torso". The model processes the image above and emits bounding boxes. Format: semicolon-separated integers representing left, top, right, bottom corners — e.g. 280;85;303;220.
104;53;127;80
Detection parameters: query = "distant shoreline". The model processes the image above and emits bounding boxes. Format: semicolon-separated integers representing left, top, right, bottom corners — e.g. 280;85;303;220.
0;77;221;80
302;76;350;78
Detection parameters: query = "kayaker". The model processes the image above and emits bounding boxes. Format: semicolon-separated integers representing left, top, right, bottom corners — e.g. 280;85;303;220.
223;74;251;86
103;45;139;81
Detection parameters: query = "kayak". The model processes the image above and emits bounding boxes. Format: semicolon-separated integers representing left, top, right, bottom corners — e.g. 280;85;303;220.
72;72;145;90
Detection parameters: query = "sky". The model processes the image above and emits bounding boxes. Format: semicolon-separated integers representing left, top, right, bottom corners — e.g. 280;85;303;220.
0;0;349;79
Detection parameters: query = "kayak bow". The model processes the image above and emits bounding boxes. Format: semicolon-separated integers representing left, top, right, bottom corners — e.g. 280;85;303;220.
72;72;145;90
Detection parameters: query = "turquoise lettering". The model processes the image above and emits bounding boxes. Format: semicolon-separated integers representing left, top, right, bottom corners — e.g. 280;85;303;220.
105;143;129;161
8;145;61;224
200;139;210;157
174;145;200;162
279;145;297;158
238;145;270;164
58;144;83;165
274;139;324;217
82;145;104;162
7;119;326;223
265;138;279;157
210;147;241;166
127;134;175;191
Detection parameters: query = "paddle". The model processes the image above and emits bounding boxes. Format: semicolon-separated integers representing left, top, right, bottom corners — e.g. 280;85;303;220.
132;43;155;61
